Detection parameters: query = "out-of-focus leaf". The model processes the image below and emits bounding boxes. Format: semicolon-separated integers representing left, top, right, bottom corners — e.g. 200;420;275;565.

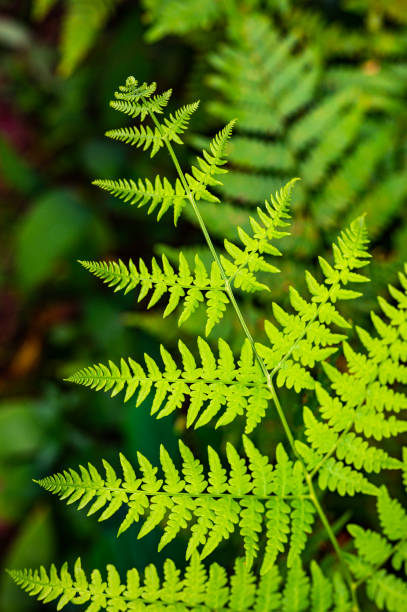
0;17;31;49
15;189;90;291
81;139;126;177
0;507;55;612
0;136;39;194
0;402;44;459
32;0;58;21
0;464;32;522
59;0;122;77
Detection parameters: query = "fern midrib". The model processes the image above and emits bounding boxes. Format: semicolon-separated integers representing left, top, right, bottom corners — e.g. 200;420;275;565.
41;483;311;501
69;374;269;387
147;106;360;611
90;272;216;291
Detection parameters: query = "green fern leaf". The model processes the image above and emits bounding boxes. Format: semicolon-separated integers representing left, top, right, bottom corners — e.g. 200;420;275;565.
378;487;407;541
110;88;172;120
9;552;352;610
256;216;369;394
185;120;235;203
33;440;314;568
282;558;310;612
310;561;333;612
366;570;407;611
105;101;199;157
93;175;187;223
66;338;271;432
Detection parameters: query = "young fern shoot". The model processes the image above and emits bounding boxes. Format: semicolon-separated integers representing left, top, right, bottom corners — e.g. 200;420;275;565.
10;77;407;612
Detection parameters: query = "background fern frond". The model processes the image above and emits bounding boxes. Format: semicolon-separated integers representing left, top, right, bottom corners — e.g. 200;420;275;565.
33;0;122;75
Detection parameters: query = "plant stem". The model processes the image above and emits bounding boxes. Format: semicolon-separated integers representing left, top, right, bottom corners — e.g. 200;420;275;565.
150;110;359;610
305;472;359;610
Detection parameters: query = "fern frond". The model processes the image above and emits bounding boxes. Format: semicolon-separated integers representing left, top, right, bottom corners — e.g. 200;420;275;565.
93;175;187;223
347;491;407;610
110;89;172;120
111;75;158;103
303;406;401;475
221;178;298;291
66;338;271;432
377;486;407;542
105;102;199;157
256;216;370;394
312;126;394;229
282;558;310;611
39;0;122;76
348;524;393;566
79;254;232;334
144;0;222;42
300;266;407;489
205;10;407;278
34;439;315;570
185;120;235;202
367;570;407;612
9;554;349;611
311;561;333;612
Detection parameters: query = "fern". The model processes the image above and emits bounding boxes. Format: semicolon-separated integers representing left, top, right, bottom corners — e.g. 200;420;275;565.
9;554;349;611
193;11;407;322
296;265;407;499
346;489;407;611
143;0;223;42
34;438;316;571
10;76;407;612
66;337;271;432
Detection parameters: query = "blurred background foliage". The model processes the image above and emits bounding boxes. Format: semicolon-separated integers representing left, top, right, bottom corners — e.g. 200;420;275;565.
0;1;406;610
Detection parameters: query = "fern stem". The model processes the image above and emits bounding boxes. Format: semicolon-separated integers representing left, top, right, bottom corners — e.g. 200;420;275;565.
305;472;359;610
149;109;359;608
149;110;266;372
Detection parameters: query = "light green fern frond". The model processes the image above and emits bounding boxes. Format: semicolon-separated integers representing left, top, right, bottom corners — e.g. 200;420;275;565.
105;102;199;157
34;439;315;570
9;553;349;611
185;120;235;203
110;88;173;120
84;180;298;334
78;253;230;334
92;176;187;223
346;489;407;611
221;178;298;291
66;337;271;432
295;267;407;499
255;216;370;394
